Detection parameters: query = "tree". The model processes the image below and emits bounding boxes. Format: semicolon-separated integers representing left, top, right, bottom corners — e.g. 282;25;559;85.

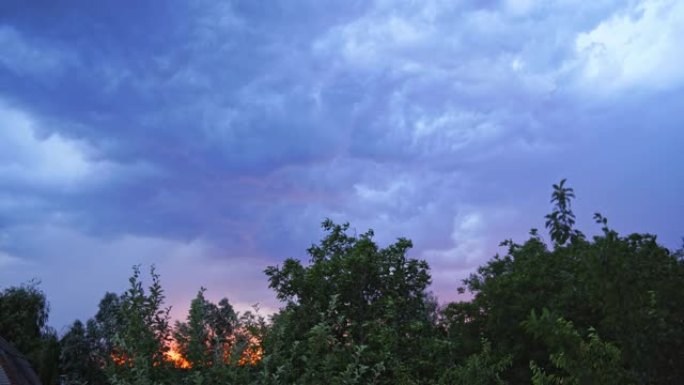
174;288;214;369
107;265;172;385
80;269;263;385
451;180;684;384
0;281;49;356
263;220;438;384
0;281;60;384
38;328;61;385
173;289;241;373
524;309;628;385
437;340;511;385
60;319;108;385
545;179;581;246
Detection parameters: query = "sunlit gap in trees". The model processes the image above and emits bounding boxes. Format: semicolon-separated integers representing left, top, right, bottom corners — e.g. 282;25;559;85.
111;329;262;369
165;342;191;369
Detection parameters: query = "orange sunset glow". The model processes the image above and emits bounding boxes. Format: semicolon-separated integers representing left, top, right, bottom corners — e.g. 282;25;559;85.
111;333;263;370
165;344;192;369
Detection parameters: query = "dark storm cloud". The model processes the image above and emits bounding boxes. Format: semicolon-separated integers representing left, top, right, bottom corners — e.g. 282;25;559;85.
1;0;683;329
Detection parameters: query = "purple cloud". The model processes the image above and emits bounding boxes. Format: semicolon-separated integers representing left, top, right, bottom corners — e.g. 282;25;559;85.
1;0;682;329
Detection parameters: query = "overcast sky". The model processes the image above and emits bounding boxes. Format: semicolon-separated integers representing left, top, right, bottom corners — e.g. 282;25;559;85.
1;0;683;331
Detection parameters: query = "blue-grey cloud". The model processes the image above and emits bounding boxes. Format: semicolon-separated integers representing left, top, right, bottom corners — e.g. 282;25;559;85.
1;0;682;329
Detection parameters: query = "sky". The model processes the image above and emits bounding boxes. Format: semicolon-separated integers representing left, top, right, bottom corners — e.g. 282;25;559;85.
1;0;683;331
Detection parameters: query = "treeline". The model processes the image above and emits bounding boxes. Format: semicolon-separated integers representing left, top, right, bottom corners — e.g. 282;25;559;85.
2;181;684;384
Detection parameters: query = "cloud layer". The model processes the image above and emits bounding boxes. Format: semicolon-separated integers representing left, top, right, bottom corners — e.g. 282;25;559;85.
1;0;682;330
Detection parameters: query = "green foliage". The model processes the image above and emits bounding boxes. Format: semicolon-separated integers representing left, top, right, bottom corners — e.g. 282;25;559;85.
0;281;49;356
107;265;173;385
438;340;511;385
173;288;264;384
174;288;216;368
38;328;61;385
545;179;582;246
0;281;61;384
60;292;123;385
60;320;91;385
60;267;266;385
524;309;629;384
263;220;438;384
60;319;109;385
265;296;387;385
455;180;684;384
